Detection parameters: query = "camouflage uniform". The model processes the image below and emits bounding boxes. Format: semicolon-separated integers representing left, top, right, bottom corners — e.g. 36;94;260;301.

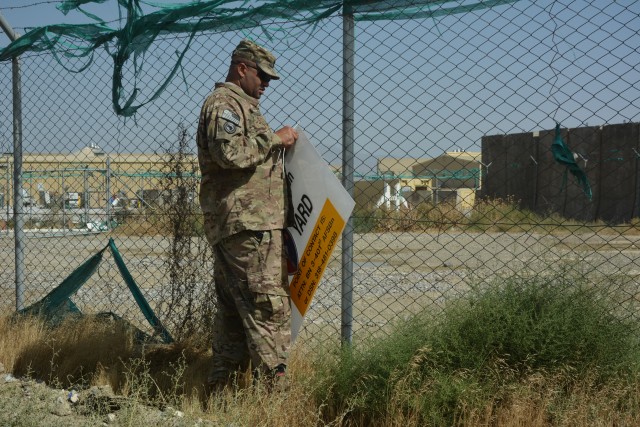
196;40;291;386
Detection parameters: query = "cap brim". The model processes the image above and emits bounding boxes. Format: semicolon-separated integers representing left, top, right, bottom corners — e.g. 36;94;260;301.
258;63;280;80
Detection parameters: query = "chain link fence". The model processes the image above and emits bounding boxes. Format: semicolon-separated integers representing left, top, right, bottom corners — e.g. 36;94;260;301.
1;0;640;345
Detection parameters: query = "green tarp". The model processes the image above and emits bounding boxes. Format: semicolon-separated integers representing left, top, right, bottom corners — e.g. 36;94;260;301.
19;238;173;343
551;123;593;201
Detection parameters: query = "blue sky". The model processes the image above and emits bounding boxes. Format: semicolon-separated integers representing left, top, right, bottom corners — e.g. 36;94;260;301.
1;1;639;174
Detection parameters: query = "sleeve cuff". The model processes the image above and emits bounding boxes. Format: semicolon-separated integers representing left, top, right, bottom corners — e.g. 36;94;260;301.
271;132;283;148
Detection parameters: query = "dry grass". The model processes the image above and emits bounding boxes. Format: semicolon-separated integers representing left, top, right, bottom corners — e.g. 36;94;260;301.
353;197;640;236
0;315;329;426
2;314;640;426
1;314;141;387
318;364;640;427
0;315;48;373
457;373;640;427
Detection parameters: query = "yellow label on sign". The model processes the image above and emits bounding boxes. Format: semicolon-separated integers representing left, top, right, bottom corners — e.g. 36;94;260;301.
289;198;345;316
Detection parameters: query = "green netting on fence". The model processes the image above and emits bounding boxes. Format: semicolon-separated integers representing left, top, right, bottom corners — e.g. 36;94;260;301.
0;0;521;116
19;238;173;343
551;123;593;201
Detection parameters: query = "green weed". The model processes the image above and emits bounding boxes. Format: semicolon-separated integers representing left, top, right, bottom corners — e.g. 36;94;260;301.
315;273;640;425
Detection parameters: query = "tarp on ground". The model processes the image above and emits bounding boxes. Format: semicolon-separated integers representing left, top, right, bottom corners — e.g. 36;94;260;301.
19;238;173;343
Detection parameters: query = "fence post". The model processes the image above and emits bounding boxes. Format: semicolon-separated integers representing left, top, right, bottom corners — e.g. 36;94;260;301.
341;7;355;346
3;156;9;236
106;156;111;230
1;12;25;311
83;167;89;223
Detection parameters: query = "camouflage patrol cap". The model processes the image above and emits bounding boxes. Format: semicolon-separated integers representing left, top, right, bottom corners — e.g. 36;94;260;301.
232;39;281;80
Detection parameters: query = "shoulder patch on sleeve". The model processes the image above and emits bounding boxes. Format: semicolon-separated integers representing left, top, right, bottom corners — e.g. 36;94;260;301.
223;121;236;134
221;109;240;126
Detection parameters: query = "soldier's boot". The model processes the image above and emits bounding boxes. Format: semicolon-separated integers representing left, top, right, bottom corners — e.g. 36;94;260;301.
270;363;289;392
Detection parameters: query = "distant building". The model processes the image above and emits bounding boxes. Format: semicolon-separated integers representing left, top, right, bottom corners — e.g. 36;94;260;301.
377;157;430;178
410;151;481;209
351;152;482;211
3;147;482;216
1;145;197;209
370;151;481;210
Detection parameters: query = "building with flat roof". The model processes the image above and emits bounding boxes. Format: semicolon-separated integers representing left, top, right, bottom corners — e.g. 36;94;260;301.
351;152;482;211
0;145;197;209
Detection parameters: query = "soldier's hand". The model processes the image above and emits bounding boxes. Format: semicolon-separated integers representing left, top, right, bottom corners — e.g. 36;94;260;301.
275;126;298;148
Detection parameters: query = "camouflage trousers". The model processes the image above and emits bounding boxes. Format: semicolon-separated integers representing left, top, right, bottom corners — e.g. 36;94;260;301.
208;229;292;385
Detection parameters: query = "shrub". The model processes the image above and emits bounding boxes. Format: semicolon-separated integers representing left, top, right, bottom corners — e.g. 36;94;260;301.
156;124;215;345
316;274;640;425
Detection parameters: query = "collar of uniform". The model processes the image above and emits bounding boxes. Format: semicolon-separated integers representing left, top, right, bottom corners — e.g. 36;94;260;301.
216;82;259;107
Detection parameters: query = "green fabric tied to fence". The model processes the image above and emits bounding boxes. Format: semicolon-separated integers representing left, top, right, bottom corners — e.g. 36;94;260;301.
19;238;173;344
551;123;593;201
0;0;520;117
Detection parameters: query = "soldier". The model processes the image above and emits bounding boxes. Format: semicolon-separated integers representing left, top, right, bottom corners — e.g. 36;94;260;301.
196;39;298;392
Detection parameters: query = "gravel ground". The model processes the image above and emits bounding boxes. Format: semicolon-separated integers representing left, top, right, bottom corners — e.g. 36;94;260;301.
0;365;213;427
2;230;640;340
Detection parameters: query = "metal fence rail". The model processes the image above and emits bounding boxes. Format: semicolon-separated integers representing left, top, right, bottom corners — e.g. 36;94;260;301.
1;0;639;344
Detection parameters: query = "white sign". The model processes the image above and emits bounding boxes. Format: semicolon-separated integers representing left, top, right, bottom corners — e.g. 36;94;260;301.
284;130;355;343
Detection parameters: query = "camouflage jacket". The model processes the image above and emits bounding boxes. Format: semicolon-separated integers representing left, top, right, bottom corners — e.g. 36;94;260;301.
196;82;288;245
